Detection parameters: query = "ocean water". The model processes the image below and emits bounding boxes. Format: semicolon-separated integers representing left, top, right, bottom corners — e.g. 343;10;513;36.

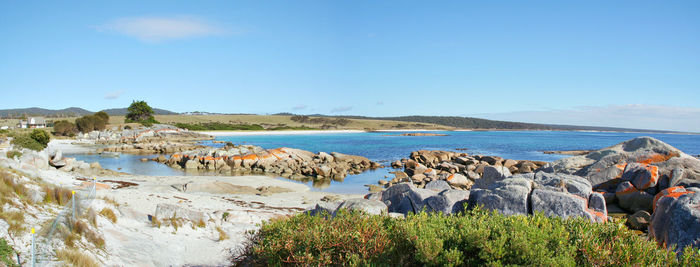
70;131;700;194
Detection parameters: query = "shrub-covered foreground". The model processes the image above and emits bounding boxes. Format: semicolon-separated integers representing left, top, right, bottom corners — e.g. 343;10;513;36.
236;209;700;266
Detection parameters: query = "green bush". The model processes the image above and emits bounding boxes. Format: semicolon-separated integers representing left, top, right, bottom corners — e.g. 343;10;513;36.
237;209;700;266
5;150;22;159
53;120;78;136
11;135;45;151
76;114;107;133
0;237;17;267
29;129;50;147
94;111;109;123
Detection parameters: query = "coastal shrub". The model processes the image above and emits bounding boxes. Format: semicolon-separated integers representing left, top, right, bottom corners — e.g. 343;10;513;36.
5;150;22;159
0;238;17;267
76;114;107;133
236;208;700;266
10;134;44;151
53;120;78;136
29;129;50;147
94;111;109;124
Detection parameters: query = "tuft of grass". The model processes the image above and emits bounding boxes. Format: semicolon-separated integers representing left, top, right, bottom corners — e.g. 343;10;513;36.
236;208;700;266
222;212;230;221
197;218;206;228
216;226;228;241
100;196;120;207
56;248;99;267
99;208;117;224
167;216;183;231
151;216;161;228
42;185;73;205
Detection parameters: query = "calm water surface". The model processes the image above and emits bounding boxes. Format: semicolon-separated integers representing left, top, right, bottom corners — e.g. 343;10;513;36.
70;131;700;194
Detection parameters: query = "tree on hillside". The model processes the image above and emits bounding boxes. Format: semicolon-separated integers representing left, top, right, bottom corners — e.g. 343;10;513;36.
126;101;155;122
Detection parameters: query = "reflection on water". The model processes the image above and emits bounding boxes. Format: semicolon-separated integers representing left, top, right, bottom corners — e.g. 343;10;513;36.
66;131;700;194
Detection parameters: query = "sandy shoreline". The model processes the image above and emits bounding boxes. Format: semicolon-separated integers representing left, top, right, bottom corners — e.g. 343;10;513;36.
198;129;366;136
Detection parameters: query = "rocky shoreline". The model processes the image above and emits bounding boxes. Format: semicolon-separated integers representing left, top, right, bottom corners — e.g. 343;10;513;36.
314;137;700;255
154;144;380;181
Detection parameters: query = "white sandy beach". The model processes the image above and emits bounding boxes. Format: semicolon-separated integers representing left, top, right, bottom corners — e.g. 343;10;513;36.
198;129;366;136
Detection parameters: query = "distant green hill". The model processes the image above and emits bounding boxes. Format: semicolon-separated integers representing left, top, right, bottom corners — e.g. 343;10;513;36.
306;114;675;133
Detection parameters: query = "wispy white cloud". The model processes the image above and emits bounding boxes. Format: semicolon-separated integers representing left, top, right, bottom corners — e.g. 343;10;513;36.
104;90;124;100
473;104;700;133
376;101;384;105
292;105;307;111
331;106;353;113
97;16;225;42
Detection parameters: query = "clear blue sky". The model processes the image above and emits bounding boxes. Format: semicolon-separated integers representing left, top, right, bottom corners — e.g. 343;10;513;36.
1;1;699;131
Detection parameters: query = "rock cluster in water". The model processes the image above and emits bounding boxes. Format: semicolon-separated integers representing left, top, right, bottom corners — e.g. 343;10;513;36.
156;144;380;180
385;150;546;190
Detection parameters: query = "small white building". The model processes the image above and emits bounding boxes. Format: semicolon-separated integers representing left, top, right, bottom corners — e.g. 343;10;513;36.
18;117;47;128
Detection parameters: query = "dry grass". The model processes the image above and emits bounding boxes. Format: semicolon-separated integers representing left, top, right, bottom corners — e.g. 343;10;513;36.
100;196;120;207
41;185;73;205
216;226;228;241
0;209;25;237
167;216;184;231
53;114;453;131
56;248;100;267
99;208;117;223
64;219;105;249
151;216;162;228
85;208;97;227
196;218;206;228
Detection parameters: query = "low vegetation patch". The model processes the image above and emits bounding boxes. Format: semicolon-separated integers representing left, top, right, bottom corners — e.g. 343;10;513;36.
236;209;700;266
216;226;228;241
56;248;99;267
99;208;117;223
12;129;51;151
175;122;264;131
5;150;22;159
0;238;17;267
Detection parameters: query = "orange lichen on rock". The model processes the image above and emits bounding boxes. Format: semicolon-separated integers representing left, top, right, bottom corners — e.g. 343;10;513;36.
652;186;695;212
636;152;679;165
242;154;259;161
616;185;638;195
203;156;215;161
615;163;627;171
640;164;659;189
447;174;455;181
